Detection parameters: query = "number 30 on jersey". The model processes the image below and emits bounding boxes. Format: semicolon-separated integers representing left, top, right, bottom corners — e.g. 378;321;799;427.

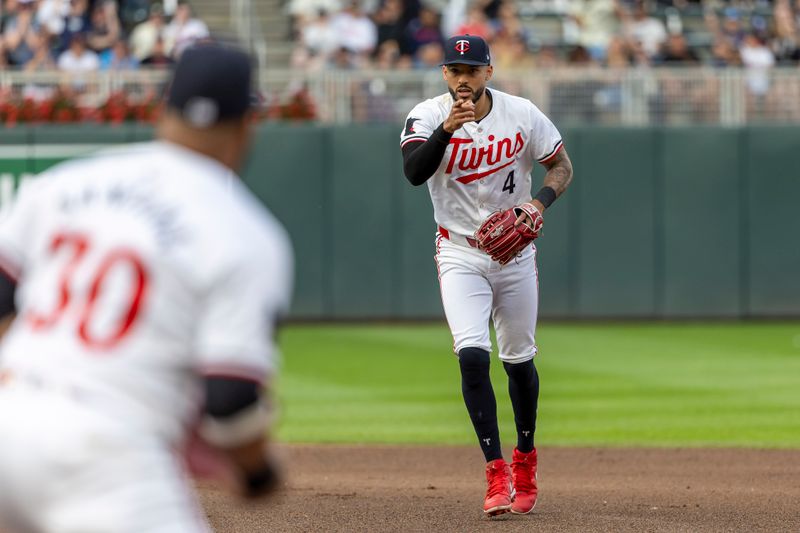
26;232;148;350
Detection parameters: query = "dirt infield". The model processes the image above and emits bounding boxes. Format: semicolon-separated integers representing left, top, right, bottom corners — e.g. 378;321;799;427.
199;445;800;532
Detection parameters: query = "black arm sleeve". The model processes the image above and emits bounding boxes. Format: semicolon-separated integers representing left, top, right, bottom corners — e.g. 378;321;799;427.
402;124;453;186
204;376;260;418
0;270;16;320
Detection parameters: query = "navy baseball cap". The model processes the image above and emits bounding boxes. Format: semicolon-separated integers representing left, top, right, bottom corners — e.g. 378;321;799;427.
166;43;255;128
442;35;491;66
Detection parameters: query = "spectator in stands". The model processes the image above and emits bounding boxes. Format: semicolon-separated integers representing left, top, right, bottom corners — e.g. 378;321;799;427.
491;33;535;70
740;31;775;98
24;28;56;71
331;0;377;62
596;36;632;115
297;9;338;69
550;45;604;123
627;39;653;67
57;0;91;53
374;38;401;68
535;45;562;68
491;0;527;42
489;1;530;69
795;0;800;28
87;0;121;55
709;36;741;67
36;0;69;37
19;29;57;101
454;3;493;40
130;2;165;61
414;40;443;67
655;33;699;64
329;45;357;68
623;0;666;61
57;31;99;72
440;0;466;37
402;5;442;59
100;37;137;70
287;0;341;39
2;0;39;66
373;0;403;54
772;0;800;64
718;7;746;49
566;0;623;61
350;77;395;122
163;1;209;57
606;35;632;67
566;44;596;66
399;0;421;27
140;36;173;67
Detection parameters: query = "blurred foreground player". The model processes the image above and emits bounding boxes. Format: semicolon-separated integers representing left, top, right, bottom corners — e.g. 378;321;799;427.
0;44;293;532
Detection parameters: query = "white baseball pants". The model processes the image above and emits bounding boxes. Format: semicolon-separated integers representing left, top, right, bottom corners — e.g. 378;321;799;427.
434;232;539;363
0;382;210;533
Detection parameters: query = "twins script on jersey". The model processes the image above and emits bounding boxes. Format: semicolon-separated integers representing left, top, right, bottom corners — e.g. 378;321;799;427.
0;142;293;445
400;88;563;237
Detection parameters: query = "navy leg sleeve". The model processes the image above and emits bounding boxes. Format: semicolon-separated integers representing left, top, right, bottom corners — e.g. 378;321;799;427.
459;347;502;462
503;359;539;453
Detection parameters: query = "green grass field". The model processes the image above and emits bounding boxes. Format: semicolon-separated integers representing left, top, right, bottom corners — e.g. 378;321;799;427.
276;322;800;448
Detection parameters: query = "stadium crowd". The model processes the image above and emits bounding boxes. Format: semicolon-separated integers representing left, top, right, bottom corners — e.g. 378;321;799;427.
2;0;800;124
288;0;800;73
0;0;209;71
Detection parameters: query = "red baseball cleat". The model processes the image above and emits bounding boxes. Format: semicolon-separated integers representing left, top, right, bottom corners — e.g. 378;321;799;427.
510;447;538;514
483;458;515;516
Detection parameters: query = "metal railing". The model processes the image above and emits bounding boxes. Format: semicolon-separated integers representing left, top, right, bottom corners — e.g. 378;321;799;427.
230;0;268;90
0;70;170;107
2;67;800;126
273;67;800;126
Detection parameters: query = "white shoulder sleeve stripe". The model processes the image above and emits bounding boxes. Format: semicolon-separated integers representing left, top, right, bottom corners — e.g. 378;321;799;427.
538;140;564;163
401;136;428;148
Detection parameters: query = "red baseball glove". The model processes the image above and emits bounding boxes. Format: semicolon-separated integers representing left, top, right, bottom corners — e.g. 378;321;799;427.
474;203;543;264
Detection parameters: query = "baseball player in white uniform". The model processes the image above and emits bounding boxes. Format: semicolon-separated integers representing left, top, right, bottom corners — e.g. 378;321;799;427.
0;44;293;533
400;35;574;517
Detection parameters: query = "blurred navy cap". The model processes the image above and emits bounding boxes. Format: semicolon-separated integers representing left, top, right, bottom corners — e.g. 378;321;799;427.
442;35;491;66
166;43;254;128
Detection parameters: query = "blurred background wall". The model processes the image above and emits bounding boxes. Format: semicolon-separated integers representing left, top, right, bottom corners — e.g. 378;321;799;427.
1;0;800;319
1;123;797;320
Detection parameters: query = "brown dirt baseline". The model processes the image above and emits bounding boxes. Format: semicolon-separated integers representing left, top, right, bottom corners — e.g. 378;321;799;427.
199;445;800;533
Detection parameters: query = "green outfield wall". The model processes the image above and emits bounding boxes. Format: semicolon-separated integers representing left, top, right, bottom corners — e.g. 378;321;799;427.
0;124;797;319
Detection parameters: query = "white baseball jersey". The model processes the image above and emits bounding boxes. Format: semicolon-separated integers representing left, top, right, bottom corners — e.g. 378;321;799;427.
402;88;562;361
0;141;293;445
400;88;563;238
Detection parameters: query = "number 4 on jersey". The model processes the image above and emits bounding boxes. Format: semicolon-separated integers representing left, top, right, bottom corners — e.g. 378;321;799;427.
502;171;515;194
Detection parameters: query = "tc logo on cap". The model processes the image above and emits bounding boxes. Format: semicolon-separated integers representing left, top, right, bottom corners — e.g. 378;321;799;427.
184;97;219;128
455;40;470;54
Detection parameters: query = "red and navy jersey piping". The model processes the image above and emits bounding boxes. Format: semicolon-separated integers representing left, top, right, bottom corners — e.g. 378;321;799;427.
538;139;564;164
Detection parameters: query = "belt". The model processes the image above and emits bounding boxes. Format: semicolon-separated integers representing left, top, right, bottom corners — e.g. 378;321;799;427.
438;226;478;249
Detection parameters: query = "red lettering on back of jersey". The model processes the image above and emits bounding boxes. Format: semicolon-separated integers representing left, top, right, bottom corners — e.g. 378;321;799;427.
27;233;89;330
25;231;149;351
445;132;526;183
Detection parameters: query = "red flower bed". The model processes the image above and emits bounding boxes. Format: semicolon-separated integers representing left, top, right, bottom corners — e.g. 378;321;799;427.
261;88;318;121
0;88;318;126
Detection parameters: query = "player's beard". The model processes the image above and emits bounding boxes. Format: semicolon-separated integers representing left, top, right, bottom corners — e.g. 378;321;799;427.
449;85;485;104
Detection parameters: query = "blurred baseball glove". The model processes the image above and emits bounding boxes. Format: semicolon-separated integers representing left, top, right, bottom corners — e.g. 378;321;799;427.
474;203;543;265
